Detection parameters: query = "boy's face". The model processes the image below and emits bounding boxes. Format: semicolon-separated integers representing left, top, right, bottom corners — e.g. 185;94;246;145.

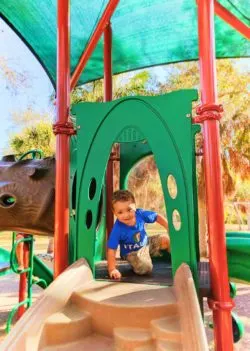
113;200;136;226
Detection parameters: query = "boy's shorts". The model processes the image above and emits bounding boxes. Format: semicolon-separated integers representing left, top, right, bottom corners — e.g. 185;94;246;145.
125;234;165;275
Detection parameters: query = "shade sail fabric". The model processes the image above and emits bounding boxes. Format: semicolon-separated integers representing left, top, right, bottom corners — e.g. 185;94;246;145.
1;0;249;87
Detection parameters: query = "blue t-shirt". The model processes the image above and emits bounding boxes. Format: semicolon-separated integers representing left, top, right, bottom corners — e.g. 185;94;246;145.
108;208;158;257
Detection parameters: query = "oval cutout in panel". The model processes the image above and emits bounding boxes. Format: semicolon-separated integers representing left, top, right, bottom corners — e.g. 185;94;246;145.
167;174;178;199
89;178;97;200
172;209;181;231
86;210;93;229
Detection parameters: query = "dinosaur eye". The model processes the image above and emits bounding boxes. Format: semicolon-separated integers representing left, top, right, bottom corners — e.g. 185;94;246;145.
0;194;16;208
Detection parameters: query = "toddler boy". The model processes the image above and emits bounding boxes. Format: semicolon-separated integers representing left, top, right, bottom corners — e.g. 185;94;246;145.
107;190;170;280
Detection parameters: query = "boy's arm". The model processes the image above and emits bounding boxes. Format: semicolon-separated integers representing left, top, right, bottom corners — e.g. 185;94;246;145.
156;214;169;231
107;248;122;280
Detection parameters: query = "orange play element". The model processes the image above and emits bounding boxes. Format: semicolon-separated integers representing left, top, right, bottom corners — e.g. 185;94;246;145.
1;261;208;350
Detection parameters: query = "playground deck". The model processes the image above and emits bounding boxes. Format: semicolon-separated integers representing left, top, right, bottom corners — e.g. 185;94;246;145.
96;260;210;298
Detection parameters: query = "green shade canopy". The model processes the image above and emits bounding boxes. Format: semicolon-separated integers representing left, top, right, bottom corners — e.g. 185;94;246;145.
1;0;249;87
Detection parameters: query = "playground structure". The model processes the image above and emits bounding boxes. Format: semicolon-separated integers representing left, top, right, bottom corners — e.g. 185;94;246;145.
0;1;250;350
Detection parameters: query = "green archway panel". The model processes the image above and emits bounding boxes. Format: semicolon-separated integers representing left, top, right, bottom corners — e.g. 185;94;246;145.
71;90;199;283
1;1;249;86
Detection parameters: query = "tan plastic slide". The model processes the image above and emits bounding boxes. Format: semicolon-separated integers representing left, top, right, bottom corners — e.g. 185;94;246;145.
0;259;209;351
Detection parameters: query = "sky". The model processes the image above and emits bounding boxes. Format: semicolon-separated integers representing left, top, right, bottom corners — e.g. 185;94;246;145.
0;19;54;157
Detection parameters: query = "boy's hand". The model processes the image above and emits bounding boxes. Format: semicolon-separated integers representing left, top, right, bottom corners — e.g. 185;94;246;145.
109;269;122;280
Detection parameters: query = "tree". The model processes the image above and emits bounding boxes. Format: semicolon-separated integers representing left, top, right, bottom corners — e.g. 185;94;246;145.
71;71;151;104
128;156;166;215
0;56;28;94
157;59;250;255
1;55;54;157
158;59;249;186
9;114;55;157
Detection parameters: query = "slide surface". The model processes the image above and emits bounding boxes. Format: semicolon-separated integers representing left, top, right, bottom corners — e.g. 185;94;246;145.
1;260;208;351
227;231;250;283
0;248;53;286
0;248;11;277
33;255;53;288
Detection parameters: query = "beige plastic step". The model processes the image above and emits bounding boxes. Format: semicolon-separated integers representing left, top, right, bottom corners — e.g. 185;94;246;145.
157;340;182;351
2;260;208;351
71;281;178;336
151;315;182;342
41;333;114;351
40;304;92;346
114;327;153;350
1;259;94;351
134;346;155;351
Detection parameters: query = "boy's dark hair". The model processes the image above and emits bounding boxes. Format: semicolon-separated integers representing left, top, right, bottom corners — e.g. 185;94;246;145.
112;190;135;208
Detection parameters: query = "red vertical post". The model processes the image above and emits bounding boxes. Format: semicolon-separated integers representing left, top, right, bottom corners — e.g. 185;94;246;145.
54;0;71;277
17;235;29;319
104;22;113;102
104;22;114;242
197;0;234;350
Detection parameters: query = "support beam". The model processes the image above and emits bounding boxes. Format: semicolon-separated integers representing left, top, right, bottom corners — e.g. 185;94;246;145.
70;0;120;91
104;22;113;102
104;22;114;245
214;0;250;39
197;0;234;350
54;0;70;277
17;234;29;319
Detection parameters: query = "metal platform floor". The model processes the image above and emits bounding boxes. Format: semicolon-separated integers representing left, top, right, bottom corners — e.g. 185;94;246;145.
95;260;211;297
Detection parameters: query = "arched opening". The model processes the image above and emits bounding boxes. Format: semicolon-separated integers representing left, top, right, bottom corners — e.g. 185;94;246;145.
124;154;172;278
128;155;166;217
74;92;198;282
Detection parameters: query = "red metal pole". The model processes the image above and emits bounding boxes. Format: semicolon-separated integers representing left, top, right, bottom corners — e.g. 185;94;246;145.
104;22;114;245
214;0;250;39
70;0;120;91
104;22;113;102
197;1;234;350
17;235;29;319
54;0;70;277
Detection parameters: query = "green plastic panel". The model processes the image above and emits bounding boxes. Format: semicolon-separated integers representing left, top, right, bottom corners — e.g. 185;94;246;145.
117;128;145;143
1;1;249;86
71;90;199;283
0;248;11;277
33;256;53;288
226;232;250;283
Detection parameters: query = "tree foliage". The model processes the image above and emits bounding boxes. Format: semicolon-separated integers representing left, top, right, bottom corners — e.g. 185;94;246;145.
158;59;250;195
0;56;28;94
9;110;55;157
71;71;151;104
